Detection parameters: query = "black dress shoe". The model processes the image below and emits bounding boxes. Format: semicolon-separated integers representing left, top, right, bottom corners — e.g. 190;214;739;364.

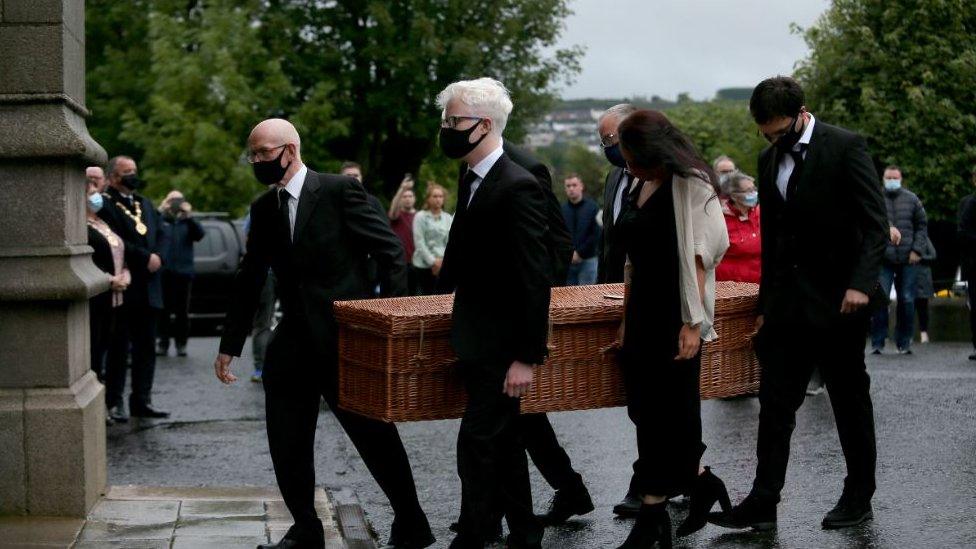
676;467;732;537
616;502;672;549
822;493;873;529
176;344;188;357
969;352;976;361
107;406;129;423
613;492;642;518
449;520;504;543
258;538;323;549
156;344;169;357
538;483;595;525
385;524;435;548
130;405;171;419
707;493;776;531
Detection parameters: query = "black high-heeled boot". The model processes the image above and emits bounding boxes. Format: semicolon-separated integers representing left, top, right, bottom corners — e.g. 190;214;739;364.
676;466;732;537
616;501;672;549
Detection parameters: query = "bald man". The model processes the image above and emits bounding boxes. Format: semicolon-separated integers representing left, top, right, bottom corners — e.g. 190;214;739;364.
214;119;432;549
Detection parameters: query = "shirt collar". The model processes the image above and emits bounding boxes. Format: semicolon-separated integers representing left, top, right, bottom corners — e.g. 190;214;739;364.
282;164;308;200
470;140;504;180
795;114;816;150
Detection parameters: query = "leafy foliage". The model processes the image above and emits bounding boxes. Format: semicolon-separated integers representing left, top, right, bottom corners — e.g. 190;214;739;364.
794;0;976;220
86;0;582;214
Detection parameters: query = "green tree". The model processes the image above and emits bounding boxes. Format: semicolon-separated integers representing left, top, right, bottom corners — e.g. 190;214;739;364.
259;0;583;196
86;0;153;161
794;0;976;220
123;0;300;215
535;143;606;204
667;100;767;179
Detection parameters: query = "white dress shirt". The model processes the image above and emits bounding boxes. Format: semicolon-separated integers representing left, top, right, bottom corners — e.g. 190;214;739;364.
467;141;505;207
775;114;816;198
281;164;308;240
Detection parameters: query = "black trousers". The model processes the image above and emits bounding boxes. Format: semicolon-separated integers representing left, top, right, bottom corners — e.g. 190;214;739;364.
158;271;192;347
455;359;542;547
105;302;158;410
752;314;877;503
621;347;704;497
263;325;427;542
89;297;115;382
520;413;583;491
414;267;439;296
968;275;976;349
915;297;930;332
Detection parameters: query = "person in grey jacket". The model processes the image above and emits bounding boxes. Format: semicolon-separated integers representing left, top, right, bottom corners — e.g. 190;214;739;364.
870;166;928;354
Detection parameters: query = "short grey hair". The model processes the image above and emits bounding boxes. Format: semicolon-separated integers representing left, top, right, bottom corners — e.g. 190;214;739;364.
107;155;135;177
598;103;638;124
436;77;514;135
712;155;735;170
728;170;755;192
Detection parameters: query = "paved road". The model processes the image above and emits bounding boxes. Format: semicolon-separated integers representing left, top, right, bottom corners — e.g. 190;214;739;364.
109;338;976;548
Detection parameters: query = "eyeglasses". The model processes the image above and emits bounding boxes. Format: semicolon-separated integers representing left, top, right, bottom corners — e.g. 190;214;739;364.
441;116;483;130
600;132;618;148
246;144;287;163
758;116;797;143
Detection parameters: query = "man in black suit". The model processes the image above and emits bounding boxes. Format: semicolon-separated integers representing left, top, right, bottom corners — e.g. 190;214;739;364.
434;78;551;549
597;103;638;286
594;104;648;517
98;156;171;421
709;76;888;532
958;167;976;361
214;119;433;549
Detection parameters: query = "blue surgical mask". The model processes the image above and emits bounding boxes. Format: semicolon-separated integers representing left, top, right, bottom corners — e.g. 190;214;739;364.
884;179;902;191
87;192;103;213
741;191;759;207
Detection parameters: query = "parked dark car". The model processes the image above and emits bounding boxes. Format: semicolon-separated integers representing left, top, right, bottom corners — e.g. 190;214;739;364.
189;213;245;334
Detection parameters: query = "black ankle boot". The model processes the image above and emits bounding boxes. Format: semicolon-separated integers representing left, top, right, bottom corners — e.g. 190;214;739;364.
676;467;732;537
616;502;672;549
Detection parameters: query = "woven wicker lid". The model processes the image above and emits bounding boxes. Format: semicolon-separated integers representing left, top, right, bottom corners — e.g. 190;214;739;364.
334;282;758;336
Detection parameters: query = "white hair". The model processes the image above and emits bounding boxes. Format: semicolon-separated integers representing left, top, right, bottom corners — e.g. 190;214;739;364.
436;77;513;135
598;103;638;124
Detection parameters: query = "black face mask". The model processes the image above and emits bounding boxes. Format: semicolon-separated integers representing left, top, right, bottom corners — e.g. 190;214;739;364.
120;174;143;190
252;147;291;186
773;113;804;153
439;121;488;159
603;143;627;168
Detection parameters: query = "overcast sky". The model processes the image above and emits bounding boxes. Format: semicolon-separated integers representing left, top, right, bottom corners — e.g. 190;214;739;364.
553;0;831;100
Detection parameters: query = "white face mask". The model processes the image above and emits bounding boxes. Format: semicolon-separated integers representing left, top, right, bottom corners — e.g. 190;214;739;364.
884;179;902;191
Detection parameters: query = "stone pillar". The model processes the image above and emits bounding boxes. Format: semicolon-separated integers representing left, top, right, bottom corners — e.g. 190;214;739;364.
0;0;109;516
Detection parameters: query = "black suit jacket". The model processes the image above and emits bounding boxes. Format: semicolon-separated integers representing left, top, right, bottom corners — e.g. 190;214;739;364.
598;167;629;283
959;194;976;279
99;187;168;309
219;169;407;362
440;153;551;366
757;120;888;328
459;142;573;285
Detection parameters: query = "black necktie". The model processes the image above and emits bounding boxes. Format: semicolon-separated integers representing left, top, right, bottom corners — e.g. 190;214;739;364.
277;188;291;241
785;145;807;201
459;169;479;211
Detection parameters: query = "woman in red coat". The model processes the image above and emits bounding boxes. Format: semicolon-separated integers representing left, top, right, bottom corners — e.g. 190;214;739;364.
716;172;761;284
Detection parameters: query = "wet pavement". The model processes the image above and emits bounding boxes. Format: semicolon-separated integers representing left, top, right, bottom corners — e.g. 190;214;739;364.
109;337;976;548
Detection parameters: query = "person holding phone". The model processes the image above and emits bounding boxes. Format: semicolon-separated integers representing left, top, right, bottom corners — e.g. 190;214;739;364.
389;174;419;294
157;190;204;357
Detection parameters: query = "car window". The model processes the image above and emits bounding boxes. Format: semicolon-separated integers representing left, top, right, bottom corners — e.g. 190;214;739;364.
196;225;226;258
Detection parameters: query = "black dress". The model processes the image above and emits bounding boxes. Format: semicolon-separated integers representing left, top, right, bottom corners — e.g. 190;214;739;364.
617;177;705;497
88;225;116;381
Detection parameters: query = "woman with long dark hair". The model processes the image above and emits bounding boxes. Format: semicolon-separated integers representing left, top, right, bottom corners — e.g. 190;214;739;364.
613;109;731;548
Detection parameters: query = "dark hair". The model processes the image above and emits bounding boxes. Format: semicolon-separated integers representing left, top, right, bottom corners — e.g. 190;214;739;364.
884;165;902;173
564;173;582;182
340;161;361;172
617;109;719;196
749;76;805;124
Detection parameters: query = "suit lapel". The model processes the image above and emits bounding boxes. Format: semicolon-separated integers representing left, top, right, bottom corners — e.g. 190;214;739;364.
293;170;321;243
466;155;506;213
795;123;827;199
763;147;785;206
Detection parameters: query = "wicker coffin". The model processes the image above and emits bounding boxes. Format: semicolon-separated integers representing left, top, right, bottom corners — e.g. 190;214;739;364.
335;282;760;423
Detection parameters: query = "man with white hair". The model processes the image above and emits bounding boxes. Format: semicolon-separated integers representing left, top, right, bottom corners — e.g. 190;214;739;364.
214;119;433;549
597;103;639;285
435;78;550;549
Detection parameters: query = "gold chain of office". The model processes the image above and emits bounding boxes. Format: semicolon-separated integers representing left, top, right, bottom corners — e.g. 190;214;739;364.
113;197;148;235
